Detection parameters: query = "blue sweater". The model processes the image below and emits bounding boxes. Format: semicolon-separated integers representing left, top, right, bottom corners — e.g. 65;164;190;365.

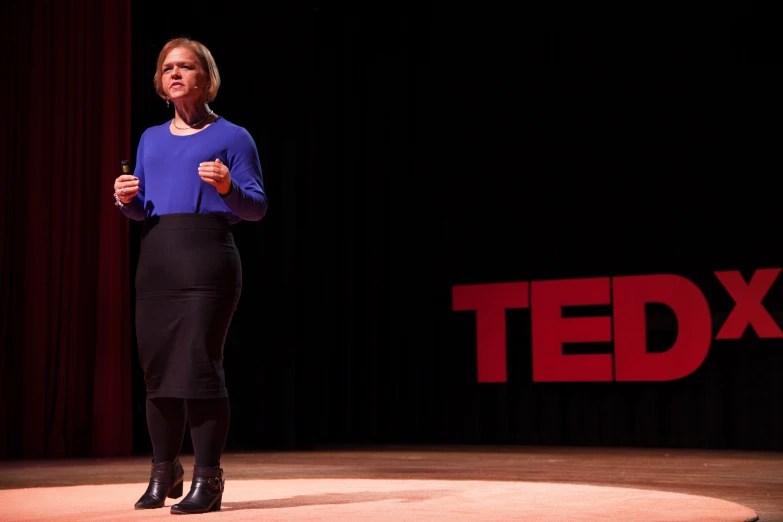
121;117;268;224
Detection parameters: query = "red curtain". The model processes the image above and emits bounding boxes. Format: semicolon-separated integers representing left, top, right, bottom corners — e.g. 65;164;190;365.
1;0;133;458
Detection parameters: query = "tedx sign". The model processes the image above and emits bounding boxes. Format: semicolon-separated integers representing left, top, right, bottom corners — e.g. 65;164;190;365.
452;269;781;383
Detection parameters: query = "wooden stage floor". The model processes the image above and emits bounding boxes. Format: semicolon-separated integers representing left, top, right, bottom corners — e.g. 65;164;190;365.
1;445;781;521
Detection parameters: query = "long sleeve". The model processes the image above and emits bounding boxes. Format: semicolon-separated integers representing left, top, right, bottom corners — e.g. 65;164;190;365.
120;132;146;221
120;118;268;224
219;127;268;222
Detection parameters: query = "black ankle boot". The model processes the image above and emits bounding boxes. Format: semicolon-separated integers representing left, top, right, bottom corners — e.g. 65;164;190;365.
134;457;184;509
170;465;224;515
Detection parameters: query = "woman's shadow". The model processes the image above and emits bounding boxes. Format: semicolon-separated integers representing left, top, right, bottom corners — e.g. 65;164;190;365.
221;488;455;512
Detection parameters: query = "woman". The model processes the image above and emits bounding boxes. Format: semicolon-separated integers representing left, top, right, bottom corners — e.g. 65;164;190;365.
113;36;268;514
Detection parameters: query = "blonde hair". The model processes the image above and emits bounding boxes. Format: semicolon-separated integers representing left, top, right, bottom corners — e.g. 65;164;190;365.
153;37;221;103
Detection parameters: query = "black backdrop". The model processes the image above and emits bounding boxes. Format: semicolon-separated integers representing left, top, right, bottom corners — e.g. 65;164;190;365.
129;1;782;454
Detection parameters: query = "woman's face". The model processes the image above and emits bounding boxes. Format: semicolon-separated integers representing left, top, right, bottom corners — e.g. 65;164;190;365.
162;46;208;103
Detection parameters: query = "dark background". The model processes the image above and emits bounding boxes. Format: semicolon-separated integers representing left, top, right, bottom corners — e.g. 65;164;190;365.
128;1;782;454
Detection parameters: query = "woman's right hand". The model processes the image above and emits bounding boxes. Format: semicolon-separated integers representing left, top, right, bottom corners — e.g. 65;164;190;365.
114;174;139;203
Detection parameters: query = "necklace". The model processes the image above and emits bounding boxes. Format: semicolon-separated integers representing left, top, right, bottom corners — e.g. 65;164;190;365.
172;110;214;130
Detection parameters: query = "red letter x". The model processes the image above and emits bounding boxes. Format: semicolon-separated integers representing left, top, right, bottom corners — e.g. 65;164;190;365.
714;268;783;339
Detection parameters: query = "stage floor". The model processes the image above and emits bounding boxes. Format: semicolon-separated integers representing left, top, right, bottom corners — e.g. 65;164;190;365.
0;446;781;521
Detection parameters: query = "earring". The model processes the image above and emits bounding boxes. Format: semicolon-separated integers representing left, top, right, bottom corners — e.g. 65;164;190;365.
166;97;170;107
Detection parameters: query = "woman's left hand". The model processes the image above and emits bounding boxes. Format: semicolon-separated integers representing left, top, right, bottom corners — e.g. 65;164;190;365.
199;158;232;195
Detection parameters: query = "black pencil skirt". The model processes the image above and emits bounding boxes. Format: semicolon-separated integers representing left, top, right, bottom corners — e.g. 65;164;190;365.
135;213;242;399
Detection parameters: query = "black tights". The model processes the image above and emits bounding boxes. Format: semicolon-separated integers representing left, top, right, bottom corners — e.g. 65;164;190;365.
146;397;230;467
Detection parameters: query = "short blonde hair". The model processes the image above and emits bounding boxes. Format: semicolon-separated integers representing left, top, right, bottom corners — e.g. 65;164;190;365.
153;37;221;103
